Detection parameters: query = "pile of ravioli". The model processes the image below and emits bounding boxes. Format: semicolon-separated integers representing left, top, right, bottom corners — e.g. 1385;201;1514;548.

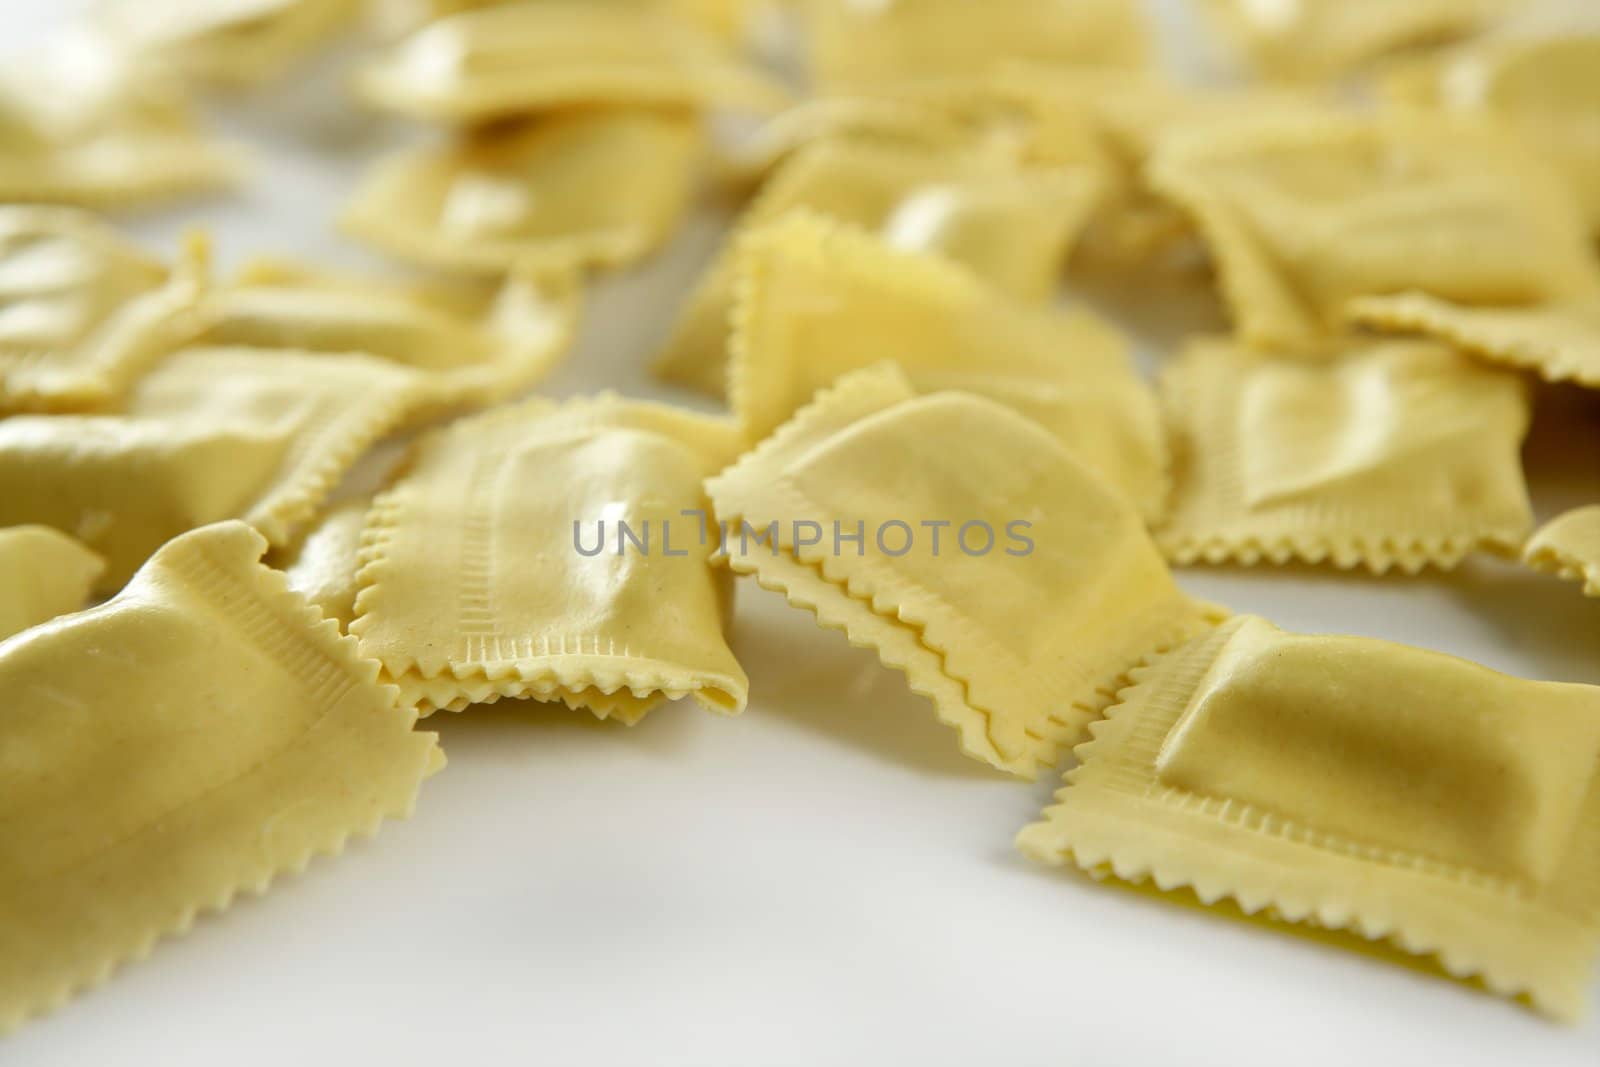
5;0;1600;1032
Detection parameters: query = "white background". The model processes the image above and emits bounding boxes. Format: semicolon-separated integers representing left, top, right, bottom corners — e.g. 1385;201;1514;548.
6;1;1600;1064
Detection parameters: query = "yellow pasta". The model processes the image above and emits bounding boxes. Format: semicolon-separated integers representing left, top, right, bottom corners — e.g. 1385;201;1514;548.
894;75;1122;178
803;0;1150;93
351;395;748;719
1151;113;1600;348
655;139;1103;396
1200;0;1512;82
708;364;1223;779
1524;506;1600;598
373;0;749;43
0;521;441;1033
94;0;360;87
717;69;1131;194
716;96;998;192
669;0;748;41
1382;29;1600;234
0;207;207;413
1019;614;1600;1020
0;527;104;643
194;257;578;420
269;498;373;630
1156;337;1533;573
0;30;239;207
342;109;702;276
1349;291;1600;390
729;213;1168;521
962;65;1331;270
983;67;1319;177
6;0;1596;1034
356;1;789;123
0;347;422;591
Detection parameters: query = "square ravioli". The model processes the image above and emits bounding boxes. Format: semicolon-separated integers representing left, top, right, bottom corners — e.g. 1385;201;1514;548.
342;109;702;277
94;0;360;87
1150;114;1600;348
0;522;440;1033
1156;338;1533;572
1381;28;1600;234
803;0;1150;93
0;526;104;643
351;395;748;720
655;138;1103;396
729;213;1168;521
356;1;789;123
1018;614;1600;1020
708;364;1222;779
1200;0;1513;82
0;347;423;591
0;30;239;208
193;258;578;420
0;207;203;413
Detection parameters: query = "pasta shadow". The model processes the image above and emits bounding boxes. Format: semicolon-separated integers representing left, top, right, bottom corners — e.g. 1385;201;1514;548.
731;583;999;781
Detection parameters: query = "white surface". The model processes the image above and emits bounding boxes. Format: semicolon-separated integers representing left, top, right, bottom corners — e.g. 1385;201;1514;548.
7;2;1600;1065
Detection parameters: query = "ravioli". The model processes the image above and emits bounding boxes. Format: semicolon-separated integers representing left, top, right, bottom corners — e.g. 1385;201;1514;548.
351;395;748;720
343;109;702;276
0;522;441;1033
728;213;1168;520
709;364;1222;778
1156;337;1533;572
1020;614;1600;1020
0;30;239;207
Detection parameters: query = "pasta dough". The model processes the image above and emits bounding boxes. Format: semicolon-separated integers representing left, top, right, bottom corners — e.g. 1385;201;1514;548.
709;364;1222;778
728;213;1168;521
0;347;423;590
955;65;1331;270
715;94;1053;193
1200;0;1512;82
193;257;578;420
1156;337;1533;572
0;527;104;643
373;0;749;43
270;498;373;630
0;30;239;207
343;109;702;276
1381;29;1600;233
0;207;206;413
352;395;748;719
0;521;441;1033
356;1;789;123
94;0;360;87
655;139;1102;396
1150;114;1600;348
1349;292;1600;390
1524;506;1600;598
1018;614;1600;1020
804;0;1150;93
